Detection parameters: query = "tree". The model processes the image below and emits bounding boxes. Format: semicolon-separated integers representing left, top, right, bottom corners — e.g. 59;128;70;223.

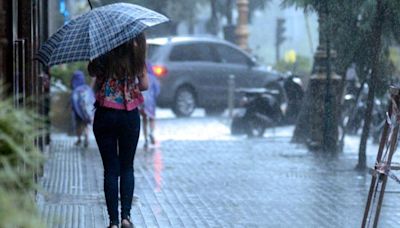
283;0;343;151
207;0;219;35
90;0;202;35
284;0;400;167
355;0;400;169
282;0;366;80
204;0;272;35
92;0;273;36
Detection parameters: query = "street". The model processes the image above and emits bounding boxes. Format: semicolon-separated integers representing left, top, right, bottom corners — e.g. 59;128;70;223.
38;109;400;228
3;1;400;228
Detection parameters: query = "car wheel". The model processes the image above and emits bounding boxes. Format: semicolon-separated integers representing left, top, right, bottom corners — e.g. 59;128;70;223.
172;87;196;117
205;107;225;116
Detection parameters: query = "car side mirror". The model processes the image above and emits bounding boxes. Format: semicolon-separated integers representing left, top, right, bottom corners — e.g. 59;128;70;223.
247;58;256;68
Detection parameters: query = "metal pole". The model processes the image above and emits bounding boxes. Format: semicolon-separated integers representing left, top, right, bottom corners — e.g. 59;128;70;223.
228;74;235;118
276;37;280;63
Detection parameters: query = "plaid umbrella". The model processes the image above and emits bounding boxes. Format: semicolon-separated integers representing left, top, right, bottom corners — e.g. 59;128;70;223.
37;3;168;66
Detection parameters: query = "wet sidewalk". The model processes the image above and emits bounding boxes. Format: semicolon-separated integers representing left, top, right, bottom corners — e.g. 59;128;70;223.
38;117;400;227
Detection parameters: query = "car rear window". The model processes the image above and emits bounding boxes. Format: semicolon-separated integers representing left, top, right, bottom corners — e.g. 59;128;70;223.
147;44;161;60
169;43;216;62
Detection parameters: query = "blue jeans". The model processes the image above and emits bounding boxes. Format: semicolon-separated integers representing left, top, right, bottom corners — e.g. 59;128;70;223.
93;106;140;225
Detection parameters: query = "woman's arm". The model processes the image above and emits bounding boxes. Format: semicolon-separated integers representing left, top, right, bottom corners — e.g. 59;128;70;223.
87;61;98;78
88;56;106;78
138;70;149;91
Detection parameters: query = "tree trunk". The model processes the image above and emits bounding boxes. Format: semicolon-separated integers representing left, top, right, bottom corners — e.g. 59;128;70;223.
208;0;218;35
292;4;341;152
291;84;312;143
357;0;384;170
291;10;324;144
226;0;233;25
292;11;325;144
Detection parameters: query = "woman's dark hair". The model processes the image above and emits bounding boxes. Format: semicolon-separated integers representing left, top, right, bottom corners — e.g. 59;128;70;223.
88;33;146;80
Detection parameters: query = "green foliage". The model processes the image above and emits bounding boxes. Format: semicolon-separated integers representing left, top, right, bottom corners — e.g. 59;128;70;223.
0;188;44;227
281;0;337;12
283;0;400;87
96;0;271;34
375;46;395;97
95;0;202;24
274;55;312;76
50;61;90;88
389;47;400;75
0;95;45;227
350;0;400;97
122;0;272;25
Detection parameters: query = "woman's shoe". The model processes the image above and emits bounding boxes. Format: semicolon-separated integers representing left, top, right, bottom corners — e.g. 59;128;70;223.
121;217;134;228
84;139;89;148
108;220;118;228
74;139;81;146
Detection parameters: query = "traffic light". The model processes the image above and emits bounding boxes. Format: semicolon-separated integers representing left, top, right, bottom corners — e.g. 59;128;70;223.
284;49;297;64
276;18;286;46
275;18;286;62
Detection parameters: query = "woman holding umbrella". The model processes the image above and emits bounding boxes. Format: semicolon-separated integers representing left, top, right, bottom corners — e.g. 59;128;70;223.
89;33;147;228
37;3;168;227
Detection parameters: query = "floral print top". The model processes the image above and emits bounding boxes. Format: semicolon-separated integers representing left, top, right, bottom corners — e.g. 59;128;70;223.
95;76;144;111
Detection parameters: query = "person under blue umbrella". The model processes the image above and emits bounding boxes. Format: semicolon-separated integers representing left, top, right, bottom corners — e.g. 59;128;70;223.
38;3;168;227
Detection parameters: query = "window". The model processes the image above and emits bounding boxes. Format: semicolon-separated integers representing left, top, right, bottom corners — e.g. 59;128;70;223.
169;43;216;62
215;44;249;65
147;44;161;60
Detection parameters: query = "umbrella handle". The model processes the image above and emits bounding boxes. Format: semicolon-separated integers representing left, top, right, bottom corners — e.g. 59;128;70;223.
88;0;93;10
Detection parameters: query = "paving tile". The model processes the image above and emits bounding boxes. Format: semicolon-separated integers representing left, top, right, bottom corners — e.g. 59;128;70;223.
38;119;400;228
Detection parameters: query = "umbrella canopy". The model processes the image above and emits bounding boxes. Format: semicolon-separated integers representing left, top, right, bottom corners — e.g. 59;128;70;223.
37;3;168;66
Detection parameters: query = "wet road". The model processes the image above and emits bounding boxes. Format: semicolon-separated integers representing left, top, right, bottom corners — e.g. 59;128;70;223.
38;110;400;227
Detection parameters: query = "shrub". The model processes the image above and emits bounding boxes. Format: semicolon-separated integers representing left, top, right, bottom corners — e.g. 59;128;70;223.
50;61;90;87
0;96;45;227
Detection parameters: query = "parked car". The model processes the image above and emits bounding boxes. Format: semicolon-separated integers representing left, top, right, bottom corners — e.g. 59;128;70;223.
147;36;284;117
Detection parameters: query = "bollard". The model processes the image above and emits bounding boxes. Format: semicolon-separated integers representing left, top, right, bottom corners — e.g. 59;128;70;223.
228;74;235;118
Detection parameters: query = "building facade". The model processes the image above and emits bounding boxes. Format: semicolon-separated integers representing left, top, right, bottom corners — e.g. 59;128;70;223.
0;0;50;146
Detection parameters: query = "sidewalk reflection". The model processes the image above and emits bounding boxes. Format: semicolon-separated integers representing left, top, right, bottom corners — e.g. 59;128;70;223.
144;146;163;192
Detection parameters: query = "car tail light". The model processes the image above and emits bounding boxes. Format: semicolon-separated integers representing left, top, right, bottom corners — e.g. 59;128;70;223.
152;65;168;77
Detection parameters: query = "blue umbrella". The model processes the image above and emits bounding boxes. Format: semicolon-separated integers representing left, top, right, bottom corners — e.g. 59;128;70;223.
37;3;168;66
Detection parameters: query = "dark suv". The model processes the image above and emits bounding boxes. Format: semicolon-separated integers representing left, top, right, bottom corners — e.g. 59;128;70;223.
147;36;283;117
